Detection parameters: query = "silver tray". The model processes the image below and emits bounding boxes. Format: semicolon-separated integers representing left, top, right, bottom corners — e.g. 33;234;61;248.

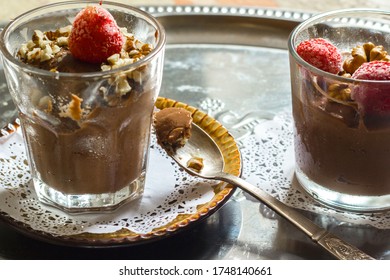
0;6;389;260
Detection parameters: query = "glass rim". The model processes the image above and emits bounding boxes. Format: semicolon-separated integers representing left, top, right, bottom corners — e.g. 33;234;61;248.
288;8;390;84
0;0;166;79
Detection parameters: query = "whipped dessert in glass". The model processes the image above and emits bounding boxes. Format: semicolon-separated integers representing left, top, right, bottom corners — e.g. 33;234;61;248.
288;9;390;212
0;1;166;213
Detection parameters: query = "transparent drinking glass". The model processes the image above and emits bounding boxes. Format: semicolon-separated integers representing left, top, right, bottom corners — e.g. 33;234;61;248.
0;1;166;213
288;9;390;212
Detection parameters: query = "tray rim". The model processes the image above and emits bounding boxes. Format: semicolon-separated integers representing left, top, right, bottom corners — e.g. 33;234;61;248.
141;5;313;23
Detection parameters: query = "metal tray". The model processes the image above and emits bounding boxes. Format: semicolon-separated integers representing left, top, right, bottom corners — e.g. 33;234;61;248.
0;6;389;260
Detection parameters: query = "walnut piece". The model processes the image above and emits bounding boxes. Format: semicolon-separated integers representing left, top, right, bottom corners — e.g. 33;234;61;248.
343;42;390;74
38;96;53;113
187;156;204;172
17;26;71;64
59;94;84;122
327;83;351;102
370;45;390;61
343;45;367;74
101;28;153;71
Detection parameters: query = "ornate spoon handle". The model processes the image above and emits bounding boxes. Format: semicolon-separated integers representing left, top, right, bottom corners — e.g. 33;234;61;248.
315;231;375;260
219;173;375;260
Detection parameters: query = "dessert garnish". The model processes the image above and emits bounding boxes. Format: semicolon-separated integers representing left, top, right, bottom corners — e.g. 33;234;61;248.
58;94;84;123
17;6;153;73
296;37;390;129
352;60;390;81
351;61;390;120
327;83;352;102
296;38;342;74
187;156;204;172
343;42;390;74
154;108;193;153
68;5;124;63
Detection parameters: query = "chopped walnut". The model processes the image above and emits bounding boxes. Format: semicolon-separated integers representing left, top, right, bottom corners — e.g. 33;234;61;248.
99;28;153;101
343;45;367;74
115;75;132;96
17;24;154;118
327;83;352;102
370;45;390;61
17;26;71;64
38;96;53;113
100;28;153;72
44;25;72;41
343;42;390;74
59;94;84;122
187;156;204;172
17;25;152;72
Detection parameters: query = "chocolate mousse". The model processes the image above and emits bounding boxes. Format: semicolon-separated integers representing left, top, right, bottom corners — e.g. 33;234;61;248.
292;82;390;196
16;8;157;197
154;107;193;153
293;41;390;197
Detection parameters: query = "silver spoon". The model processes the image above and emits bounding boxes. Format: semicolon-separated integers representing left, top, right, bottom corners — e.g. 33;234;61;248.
169;123;375;260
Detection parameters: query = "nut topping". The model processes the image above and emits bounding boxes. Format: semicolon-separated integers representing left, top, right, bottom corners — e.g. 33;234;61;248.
327;83;352;102
343;42;390;75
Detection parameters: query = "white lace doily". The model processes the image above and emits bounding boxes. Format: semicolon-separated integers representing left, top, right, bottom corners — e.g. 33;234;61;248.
237;110;390;229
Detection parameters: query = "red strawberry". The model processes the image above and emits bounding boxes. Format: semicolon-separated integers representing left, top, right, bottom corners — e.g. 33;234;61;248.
351;61;390;129
68;6;124;64
296;38;342;74
352;61;390;81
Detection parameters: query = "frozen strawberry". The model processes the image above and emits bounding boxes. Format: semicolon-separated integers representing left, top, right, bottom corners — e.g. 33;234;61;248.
68;6;124;64
352;60;390;81
351;61;390;129
296;38;342;74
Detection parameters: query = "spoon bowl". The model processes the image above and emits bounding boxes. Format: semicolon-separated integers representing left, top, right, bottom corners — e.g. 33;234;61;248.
173;122;225;178
169;123;375;260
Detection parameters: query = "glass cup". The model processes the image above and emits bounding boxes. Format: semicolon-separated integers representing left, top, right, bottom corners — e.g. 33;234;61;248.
288;9;390;212
0;1;166;213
